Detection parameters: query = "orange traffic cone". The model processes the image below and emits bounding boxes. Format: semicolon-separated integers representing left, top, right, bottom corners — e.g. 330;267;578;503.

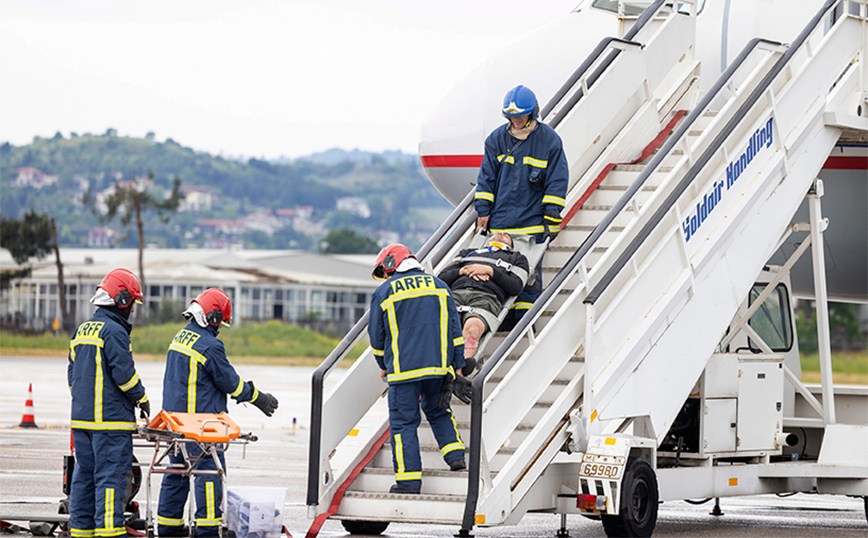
18;383;38;428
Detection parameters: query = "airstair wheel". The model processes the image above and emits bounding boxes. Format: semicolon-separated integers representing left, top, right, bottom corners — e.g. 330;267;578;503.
340;520;389;535
601;457;658;537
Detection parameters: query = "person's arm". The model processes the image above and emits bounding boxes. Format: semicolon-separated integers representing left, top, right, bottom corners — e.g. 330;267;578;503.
475;134;500;228
103;328;148;409
542;136;569;236
368;292;387;372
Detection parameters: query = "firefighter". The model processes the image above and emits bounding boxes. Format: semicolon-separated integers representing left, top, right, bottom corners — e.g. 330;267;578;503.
68;268;150;538
156;288;278;537
368;244;469;494
474;85;569;324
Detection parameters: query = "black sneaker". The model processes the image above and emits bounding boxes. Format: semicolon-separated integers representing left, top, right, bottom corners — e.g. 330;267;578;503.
389;484;421;495
448;459;466;471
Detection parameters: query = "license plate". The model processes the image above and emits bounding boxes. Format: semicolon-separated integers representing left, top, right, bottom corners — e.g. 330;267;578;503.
579;461;623;479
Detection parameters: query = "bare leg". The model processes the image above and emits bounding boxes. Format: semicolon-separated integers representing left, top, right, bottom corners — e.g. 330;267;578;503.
463;317;486;358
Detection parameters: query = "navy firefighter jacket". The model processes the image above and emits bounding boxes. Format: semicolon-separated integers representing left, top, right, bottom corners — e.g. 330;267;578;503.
68;308;148;431
368;269;466;385
475;122;569;235
162;322;258;414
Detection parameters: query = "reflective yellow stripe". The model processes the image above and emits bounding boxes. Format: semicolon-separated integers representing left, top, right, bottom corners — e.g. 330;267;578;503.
169;342;208;364
382;288;450;306
439;294;448;369
448;408;463;446
206;481;215;520
474;191;494;202
490;225;546;234
511;302;533;311
395;472;423;481
70;337;105;347
95;528;125;537
71;420;137;430
542;194;566;206
71;529;95;537
118;372;139;392
497;154;515;164
543;214;563;223
94;347;103;423
187;353;198;413
395;434;405;476
453;337;464;346
194;518;221;526
386;303;400;375
157;515;185;526
523;156;548;168
372;348;384;357
230;377;244;398
386;367;451;383
138;394;149;403
251;386;259;402
440;441;465;456
104;488;113;530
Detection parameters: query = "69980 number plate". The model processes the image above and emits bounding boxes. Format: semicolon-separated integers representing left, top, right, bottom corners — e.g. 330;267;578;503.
579;453;626;479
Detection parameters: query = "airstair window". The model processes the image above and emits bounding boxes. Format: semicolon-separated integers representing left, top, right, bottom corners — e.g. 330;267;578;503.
747;284;793;352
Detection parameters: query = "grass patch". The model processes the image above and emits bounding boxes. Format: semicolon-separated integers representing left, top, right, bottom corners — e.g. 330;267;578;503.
0;320;367;365
800;350;867;384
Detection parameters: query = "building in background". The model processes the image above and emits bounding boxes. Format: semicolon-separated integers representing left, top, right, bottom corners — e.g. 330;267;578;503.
0;248;377;334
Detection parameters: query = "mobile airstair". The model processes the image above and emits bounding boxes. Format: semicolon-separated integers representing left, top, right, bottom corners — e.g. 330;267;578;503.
306;1;868;536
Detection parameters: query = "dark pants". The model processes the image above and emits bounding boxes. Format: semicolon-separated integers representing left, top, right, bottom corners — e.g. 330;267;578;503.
388;378;465;490
157;444;226;536
70;429;133;538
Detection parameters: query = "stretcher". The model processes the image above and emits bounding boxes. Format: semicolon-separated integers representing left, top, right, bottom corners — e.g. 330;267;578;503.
439;230;550;366
136;411;257;538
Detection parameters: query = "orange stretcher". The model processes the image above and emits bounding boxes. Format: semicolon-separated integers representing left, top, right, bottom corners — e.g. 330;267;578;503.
135;411;257;538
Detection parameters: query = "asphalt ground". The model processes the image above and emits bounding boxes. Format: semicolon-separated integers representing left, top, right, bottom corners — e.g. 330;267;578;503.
1;356;866;537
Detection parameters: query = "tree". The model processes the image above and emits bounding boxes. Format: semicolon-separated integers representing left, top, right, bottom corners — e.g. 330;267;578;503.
320;228;380;254
101;171;183;317
0;210;68;327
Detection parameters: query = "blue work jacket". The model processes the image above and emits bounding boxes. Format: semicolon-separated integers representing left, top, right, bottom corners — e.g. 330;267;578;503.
475;122;569;235
161;322;257;414
68;308;148;431
368;269;466;385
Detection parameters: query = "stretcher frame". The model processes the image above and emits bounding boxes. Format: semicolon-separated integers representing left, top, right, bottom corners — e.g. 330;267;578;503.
135;411;257;538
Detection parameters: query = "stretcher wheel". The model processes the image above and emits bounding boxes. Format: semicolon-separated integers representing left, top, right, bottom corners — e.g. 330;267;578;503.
340;520;389;535
601;457;658;537
147;529;154;538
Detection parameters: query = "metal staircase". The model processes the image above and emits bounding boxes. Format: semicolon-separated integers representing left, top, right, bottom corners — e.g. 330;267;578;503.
306;0;867;535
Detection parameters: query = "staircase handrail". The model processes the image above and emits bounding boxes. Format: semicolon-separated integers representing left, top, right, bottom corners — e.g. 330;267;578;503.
307;188;476;507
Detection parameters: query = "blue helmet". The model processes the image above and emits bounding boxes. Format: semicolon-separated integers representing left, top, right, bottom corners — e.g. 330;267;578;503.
502;85;539;119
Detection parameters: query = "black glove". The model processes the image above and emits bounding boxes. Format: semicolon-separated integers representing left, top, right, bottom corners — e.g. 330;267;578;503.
249;381;279;417
542;227;559;244
436;374;454;409
461;357;477;377
139;400;151;420
452;376;472;404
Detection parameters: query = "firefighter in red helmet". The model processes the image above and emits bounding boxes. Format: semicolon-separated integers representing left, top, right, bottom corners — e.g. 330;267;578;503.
68;268;149;538
369;245;471;494
157;288;278;537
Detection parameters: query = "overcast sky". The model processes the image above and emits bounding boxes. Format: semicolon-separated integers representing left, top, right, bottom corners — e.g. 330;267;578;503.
1;0;578;159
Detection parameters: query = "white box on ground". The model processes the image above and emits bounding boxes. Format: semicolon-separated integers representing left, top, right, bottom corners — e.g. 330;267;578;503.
226;486;286;538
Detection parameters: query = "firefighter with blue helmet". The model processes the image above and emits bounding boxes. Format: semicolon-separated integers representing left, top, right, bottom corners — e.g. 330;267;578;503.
156;288;278;537
475;85;569;324
68;268;150;538
368;244;470;494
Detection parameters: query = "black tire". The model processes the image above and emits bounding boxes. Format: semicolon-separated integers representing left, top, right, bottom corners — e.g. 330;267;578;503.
601;456;658;537
340;519;390;535
58;498;70;532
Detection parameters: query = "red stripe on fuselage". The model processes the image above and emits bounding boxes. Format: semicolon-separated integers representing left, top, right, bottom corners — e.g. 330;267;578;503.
420;155;484;168
822;156;868;170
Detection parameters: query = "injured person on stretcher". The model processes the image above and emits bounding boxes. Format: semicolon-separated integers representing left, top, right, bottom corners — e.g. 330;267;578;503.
439;231;532;362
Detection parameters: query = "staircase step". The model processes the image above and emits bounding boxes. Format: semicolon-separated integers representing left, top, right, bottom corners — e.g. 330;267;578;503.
336;490;465;524
349;466;469;496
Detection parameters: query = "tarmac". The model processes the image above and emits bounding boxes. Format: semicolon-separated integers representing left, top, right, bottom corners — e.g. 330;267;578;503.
1;356;866;537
